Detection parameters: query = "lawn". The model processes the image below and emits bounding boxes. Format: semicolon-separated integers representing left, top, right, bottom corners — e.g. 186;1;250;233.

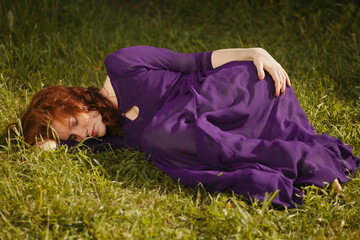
0;0;359;239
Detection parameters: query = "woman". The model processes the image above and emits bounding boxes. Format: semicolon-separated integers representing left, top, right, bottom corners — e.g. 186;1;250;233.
13;46;359;207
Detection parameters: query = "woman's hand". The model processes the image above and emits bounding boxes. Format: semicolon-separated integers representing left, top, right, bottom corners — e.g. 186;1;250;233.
252;48;291;97
37;140;57;150
211;47;291;97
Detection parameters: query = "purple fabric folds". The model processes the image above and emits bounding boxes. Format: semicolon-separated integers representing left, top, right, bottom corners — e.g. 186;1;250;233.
99;46;359;207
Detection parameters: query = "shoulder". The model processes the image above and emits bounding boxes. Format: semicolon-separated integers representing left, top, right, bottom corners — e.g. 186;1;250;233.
99;76;118;108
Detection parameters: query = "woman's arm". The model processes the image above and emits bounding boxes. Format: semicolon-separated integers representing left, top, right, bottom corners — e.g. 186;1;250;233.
211;48;291;97
104;46;212;75
105;46;290;97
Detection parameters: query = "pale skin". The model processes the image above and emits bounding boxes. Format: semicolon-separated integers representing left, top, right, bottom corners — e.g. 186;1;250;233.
36;47;342;191
51;110;106;141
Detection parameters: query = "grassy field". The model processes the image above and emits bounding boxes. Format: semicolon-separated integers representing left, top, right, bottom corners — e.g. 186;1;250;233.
1;0;360;239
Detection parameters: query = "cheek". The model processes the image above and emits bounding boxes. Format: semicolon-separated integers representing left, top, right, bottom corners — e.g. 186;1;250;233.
97;113;104;124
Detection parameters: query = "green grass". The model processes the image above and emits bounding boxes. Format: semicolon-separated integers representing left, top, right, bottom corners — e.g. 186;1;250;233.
1;0;360;239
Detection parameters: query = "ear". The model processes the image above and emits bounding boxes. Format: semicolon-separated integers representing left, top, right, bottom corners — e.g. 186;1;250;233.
36;140;57;150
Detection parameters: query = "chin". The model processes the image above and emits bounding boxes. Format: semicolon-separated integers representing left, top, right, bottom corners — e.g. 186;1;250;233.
98;125;107;137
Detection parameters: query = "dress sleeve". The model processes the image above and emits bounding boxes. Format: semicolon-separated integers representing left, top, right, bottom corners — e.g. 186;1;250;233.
104;46;213;76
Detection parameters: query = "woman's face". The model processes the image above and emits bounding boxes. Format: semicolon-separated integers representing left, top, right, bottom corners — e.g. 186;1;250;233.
52;111;106;141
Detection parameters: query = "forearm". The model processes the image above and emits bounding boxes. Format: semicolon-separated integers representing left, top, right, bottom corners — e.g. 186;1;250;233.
211;48;265;68
211;47;291;97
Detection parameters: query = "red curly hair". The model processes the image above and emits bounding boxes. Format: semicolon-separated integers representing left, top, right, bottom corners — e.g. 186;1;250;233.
8;85;123;146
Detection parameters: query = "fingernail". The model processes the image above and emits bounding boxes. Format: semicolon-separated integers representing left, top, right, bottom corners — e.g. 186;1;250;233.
275;93;279;98
281;90;285;94
259;75;264;80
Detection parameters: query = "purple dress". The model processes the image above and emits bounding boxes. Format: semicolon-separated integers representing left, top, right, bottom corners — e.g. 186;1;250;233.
71;46;360;207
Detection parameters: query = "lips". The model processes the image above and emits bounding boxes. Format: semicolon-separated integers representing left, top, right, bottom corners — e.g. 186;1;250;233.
92;125;96;137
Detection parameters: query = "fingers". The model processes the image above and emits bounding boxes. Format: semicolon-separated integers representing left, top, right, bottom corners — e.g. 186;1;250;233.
274;72;282;97
285;70;291;87
280;71;287;94
275;67;291;97
274;69;289;97
255;61;265;80
254;55;291;97
281;68;291;94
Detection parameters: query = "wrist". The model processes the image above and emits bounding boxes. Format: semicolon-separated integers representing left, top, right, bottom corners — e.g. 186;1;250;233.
249;47;266;60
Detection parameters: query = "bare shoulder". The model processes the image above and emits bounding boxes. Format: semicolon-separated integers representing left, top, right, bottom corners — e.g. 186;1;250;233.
100;76;138;120
99;76;118;108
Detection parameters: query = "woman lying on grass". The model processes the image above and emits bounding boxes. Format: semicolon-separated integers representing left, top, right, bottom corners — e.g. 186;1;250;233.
10;46;360;207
